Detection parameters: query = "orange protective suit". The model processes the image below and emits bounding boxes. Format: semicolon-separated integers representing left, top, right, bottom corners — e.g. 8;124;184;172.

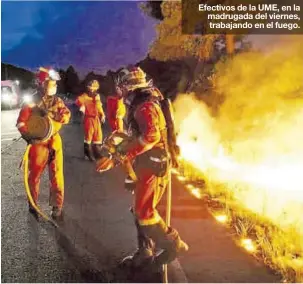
114;66;188;267
76;93;105;144
107;95;126;132
123;88;167;226
16;96;71;209
121;86;188;267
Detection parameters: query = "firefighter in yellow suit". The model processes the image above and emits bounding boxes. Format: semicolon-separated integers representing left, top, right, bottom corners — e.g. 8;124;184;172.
75;80;106;161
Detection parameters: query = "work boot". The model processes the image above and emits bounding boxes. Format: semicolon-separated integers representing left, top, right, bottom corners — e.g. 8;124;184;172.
121;240;154;268
51;206;63;219
84;143;95;161
121;215;155;268
140;219;189;270
92;144;103;160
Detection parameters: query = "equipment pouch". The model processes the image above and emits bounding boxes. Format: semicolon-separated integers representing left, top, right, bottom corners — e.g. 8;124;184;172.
143;148;169;177
124;175;136;193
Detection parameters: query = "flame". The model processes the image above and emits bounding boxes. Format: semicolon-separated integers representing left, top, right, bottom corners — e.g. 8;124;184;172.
191;188;202;199
241;238;256;253
215;214;228;223
174;38;303;241
177;175;186;182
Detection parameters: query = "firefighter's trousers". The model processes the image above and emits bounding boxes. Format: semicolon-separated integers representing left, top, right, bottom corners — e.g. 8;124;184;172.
132;163;187;266
108;117;124;133
134;166;167;226
28;133;64;208
84;116;102;144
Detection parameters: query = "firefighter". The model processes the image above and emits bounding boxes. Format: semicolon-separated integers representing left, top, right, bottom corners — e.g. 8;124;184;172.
16;67;71;218
75;80;106;161
107;86;126;133
97;66;188;270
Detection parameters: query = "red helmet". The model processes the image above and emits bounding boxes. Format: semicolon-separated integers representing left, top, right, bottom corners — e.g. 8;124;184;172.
36;67;60;85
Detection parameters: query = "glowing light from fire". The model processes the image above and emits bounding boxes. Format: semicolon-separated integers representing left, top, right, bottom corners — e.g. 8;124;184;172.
215;214;228;223
177;176;186;182
241;238;256;253
190;188;202;199
173;40;303;250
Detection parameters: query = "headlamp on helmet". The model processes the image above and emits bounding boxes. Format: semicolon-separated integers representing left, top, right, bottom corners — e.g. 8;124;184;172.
48;69;61;81
37;67;60;85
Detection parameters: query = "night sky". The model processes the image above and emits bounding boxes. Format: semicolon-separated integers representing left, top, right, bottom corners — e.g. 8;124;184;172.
1;1;158;77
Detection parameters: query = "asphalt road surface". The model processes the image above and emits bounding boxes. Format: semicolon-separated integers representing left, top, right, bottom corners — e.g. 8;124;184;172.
1;109;21;148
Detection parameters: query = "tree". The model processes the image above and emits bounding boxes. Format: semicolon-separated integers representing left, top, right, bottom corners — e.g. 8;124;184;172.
140;0;253;93
57;69;66;94
65;66;80;96
140;0;257;61
139;1;164;20
83;71;97;85
1;63;35;90
140;1;218;61
138;57;191;99
140;1;220;93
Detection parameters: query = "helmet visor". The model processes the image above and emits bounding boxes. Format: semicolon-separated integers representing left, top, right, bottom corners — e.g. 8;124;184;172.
48;69;61;81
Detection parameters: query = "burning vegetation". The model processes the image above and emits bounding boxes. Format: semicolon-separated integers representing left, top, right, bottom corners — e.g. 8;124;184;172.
173;39;303;282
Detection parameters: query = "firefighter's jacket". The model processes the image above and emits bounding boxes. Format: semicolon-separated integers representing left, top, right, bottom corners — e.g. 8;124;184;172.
76;92;105;118
124;87;166;161
107;95;126;132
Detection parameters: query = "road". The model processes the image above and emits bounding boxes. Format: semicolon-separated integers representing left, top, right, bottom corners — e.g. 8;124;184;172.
1;109;21;147
1;108;281;283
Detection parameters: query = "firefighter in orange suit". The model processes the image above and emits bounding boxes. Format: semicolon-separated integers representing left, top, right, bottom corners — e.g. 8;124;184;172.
107;87;126;132
16;67;71;218
97;66;188;270
76;80;105;161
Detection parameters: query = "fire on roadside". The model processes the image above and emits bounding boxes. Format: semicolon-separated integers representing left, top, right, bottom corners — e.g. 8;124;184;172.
173;39;303;267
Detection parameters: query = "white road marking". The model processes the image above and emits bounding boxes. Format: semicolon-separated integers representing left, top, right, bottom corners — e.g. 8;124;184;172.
1;138;15;141
2;131;19;135
3;127;18;131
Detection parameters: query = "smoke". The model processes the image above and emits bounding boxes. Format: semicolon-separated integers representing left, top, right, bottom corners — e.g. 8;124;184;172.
215;38;303;164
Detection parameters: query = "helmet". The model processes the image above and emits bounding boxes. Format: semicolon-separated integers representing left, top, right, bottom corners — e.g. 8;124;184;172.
116;66;151;92
36;67;60;86
87;80;100;92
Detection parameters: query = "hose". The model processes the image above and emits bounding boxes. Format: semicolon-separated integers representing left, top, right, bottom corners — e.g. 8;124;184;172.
20;144;58;228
